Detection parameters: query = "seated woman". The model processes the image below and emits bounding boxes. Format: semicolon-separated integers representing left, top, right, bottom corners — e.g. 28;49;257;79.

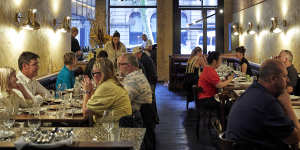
84;50;108;79
0;67;34;111
223;46;253;76
56;52;76;89
82;58;132;122
184;47;207;101
198;52;233;112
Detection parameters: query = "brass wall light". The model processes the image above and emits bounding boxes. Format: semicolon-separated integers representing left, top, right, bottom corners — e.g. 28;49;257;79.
232;24;240;36
270;17;287;33
53;16;71;33
16;9;40;30
247;22;256;35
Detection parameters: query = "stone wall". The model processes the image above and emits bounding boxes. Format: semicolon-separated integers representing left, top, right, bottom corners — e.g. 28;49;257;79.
0;0;71;77
232;0;300;70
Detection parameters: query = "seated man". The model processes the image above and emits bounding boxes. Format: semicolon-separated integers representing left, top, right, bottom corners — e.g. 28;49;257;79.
276;50;298;94
226;59;300;150
118;53;152;113
56;52;76;89
17;52;50;101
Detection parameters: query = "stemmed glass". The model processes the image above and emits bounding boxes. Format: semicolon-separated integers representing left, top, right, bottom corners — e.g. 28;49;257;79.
3;107;15;129
28;119;41;132
102;110;115;141
56;83;67;99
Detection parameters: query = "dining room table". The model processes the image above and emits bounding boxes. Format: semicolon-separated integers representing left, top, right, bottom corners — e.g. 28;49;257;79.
0;127;146;150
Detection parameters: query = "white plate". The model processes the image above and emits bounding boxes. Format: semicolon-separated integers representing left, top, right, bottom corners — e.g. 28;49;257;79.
0;130;15;139
66;109;82;115
290;95;300;100
233;90;245;96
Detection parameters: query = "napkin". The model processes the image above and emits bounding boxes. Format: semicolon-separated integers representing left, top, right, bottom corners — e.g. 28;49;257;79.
14;136;72;150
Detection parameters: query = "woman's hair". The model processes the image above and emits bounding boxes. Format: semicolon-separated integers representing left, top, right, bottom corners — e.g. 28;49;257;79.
64;52;76;65
0;67;15;92
112;31;120;38
236;46;246;55
112;31;121;50
93;58;123;88
97;50;108;58
207;51;220;65
190;47;202;58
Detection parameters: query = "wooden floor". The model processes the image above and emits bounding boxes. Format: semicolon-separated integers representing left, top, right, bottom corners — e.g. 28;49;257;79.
155;84;219;150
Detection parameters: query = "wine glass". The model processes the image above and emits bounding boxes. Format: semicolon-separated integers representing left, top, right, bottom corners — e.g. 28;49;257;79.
28;120;41;131
3;107;15;129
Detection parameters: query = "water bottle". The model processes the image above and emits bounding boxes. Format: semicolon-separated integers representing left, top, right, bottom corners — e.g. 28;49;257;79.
73;77;81;98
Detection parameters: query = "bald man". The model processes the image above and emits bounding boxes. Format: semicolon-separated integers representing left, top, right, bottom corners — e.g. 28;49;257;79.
226;59;300;150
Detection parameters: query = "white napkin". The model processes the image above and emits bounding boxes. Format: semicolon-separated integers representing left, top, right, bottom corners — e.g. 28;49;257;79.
14;136;72;150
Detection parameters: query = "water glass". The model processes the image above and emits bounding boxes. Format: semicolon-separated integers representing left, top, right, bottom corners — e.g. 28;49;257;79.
3;119;15;129
28;120;41;131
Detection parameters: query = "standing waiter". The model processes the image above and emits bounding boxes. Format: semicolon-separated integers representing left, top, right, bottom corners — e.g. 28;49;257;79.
71;27;83;60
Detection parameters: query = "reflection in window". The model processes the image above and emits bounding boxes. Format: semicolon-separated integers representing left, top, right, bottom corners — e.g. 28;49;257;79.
179;0;217;6
150;13;157;43
129;12;143;45
110;0;157;6
71;0;96;48
181;13;188;47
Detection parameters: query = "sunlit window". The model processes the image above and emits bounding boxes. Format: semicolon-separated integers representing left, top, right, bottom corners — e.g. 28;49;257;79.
109;0;157;48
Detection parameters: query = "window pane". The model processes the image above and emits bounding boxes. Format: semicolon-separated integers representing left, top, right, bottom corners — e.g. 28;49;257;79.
207;30;216;52
110;0;156;6
181;10;202;29
110;8;157;48
207;10;216;29
181;30;203;54
179;0;217;6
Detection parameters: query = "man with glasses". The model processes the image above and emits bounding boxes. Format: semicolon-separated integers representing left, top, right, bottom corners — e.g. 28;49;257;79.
17;52;50;101
226;59;300;150
118;53;155;149
275;50;298;94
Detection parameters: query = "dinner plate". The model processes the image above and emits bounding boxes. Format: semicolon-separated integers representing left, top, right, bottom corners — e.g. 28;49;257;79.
290;95;300;100
65;109;82;115
0;130;15;139
233;90;245;96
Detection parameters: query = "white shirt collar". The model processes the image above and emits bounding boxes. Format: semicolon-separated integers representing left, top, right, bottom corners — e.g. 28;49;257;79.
17;71;32;84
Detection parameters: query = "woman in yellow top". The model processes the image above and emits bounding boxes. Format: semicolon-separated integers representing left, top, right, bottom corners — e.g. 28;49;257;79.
82;58;132;122
0;67;34;112
104;31;127;71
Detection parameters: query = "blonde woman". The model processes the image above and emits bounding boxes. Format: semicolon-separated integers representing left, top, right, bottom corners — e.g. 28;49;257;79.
82;58;132;122
184;47;207;103
0;67;33;111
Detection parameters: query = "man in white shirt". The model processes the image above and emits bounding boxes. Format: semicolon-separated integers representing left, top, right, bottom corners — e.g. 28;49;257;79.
17;52;50;101
141;34;152;57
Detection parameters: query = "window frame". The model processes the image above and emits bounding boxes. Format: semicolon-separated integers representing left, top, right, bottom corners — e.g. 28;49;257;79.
177;1;218;54
108;0;158;48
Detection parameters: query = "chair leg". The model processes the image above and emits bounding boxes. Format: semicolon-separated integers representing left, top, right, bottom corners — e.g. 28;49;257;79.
196;111;201;140
186;100;189;110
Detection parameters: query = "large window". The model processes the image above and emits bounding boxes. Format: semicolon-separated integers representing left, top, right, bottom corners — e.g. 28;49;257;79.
109;0;157;49
179;0;217;54
71;0;96;49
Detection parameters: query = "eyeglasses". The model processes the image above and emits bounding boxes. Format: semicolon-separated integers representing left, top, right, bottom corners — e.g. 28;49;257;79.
91;72;101;76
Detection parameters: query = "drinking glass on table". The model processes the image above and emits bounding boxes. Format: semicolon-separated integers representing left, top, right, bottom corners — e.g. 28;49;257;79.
3;107;15;129
28;120;41;131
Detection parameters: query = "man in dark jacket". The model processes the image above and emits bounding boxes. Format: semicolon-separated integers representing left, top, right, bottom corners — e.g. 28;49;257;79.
133;47;159;124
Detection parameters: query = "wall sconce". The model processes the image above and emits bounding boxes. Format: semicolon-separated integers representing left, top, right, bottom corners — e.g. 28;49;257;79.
53;16;71;33
247;22;256;35
16;9;40;30
232;24;241;36
270;17;287;33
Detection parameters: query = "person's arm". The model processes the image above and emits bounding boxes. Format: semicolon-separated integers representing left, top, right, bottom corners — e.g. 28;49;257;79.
241;63;247;74
15;83;32;100
221;53;236;58
215;74;234;88
278;91;300;144
35;81;51;98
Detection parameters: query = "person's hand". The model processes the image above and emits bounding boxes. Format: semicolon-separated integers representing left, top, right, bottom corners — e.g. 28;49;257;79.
278;89;291;108
82;105;88;117
227;73;234;81
82;76;93;93
14;83;25;91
